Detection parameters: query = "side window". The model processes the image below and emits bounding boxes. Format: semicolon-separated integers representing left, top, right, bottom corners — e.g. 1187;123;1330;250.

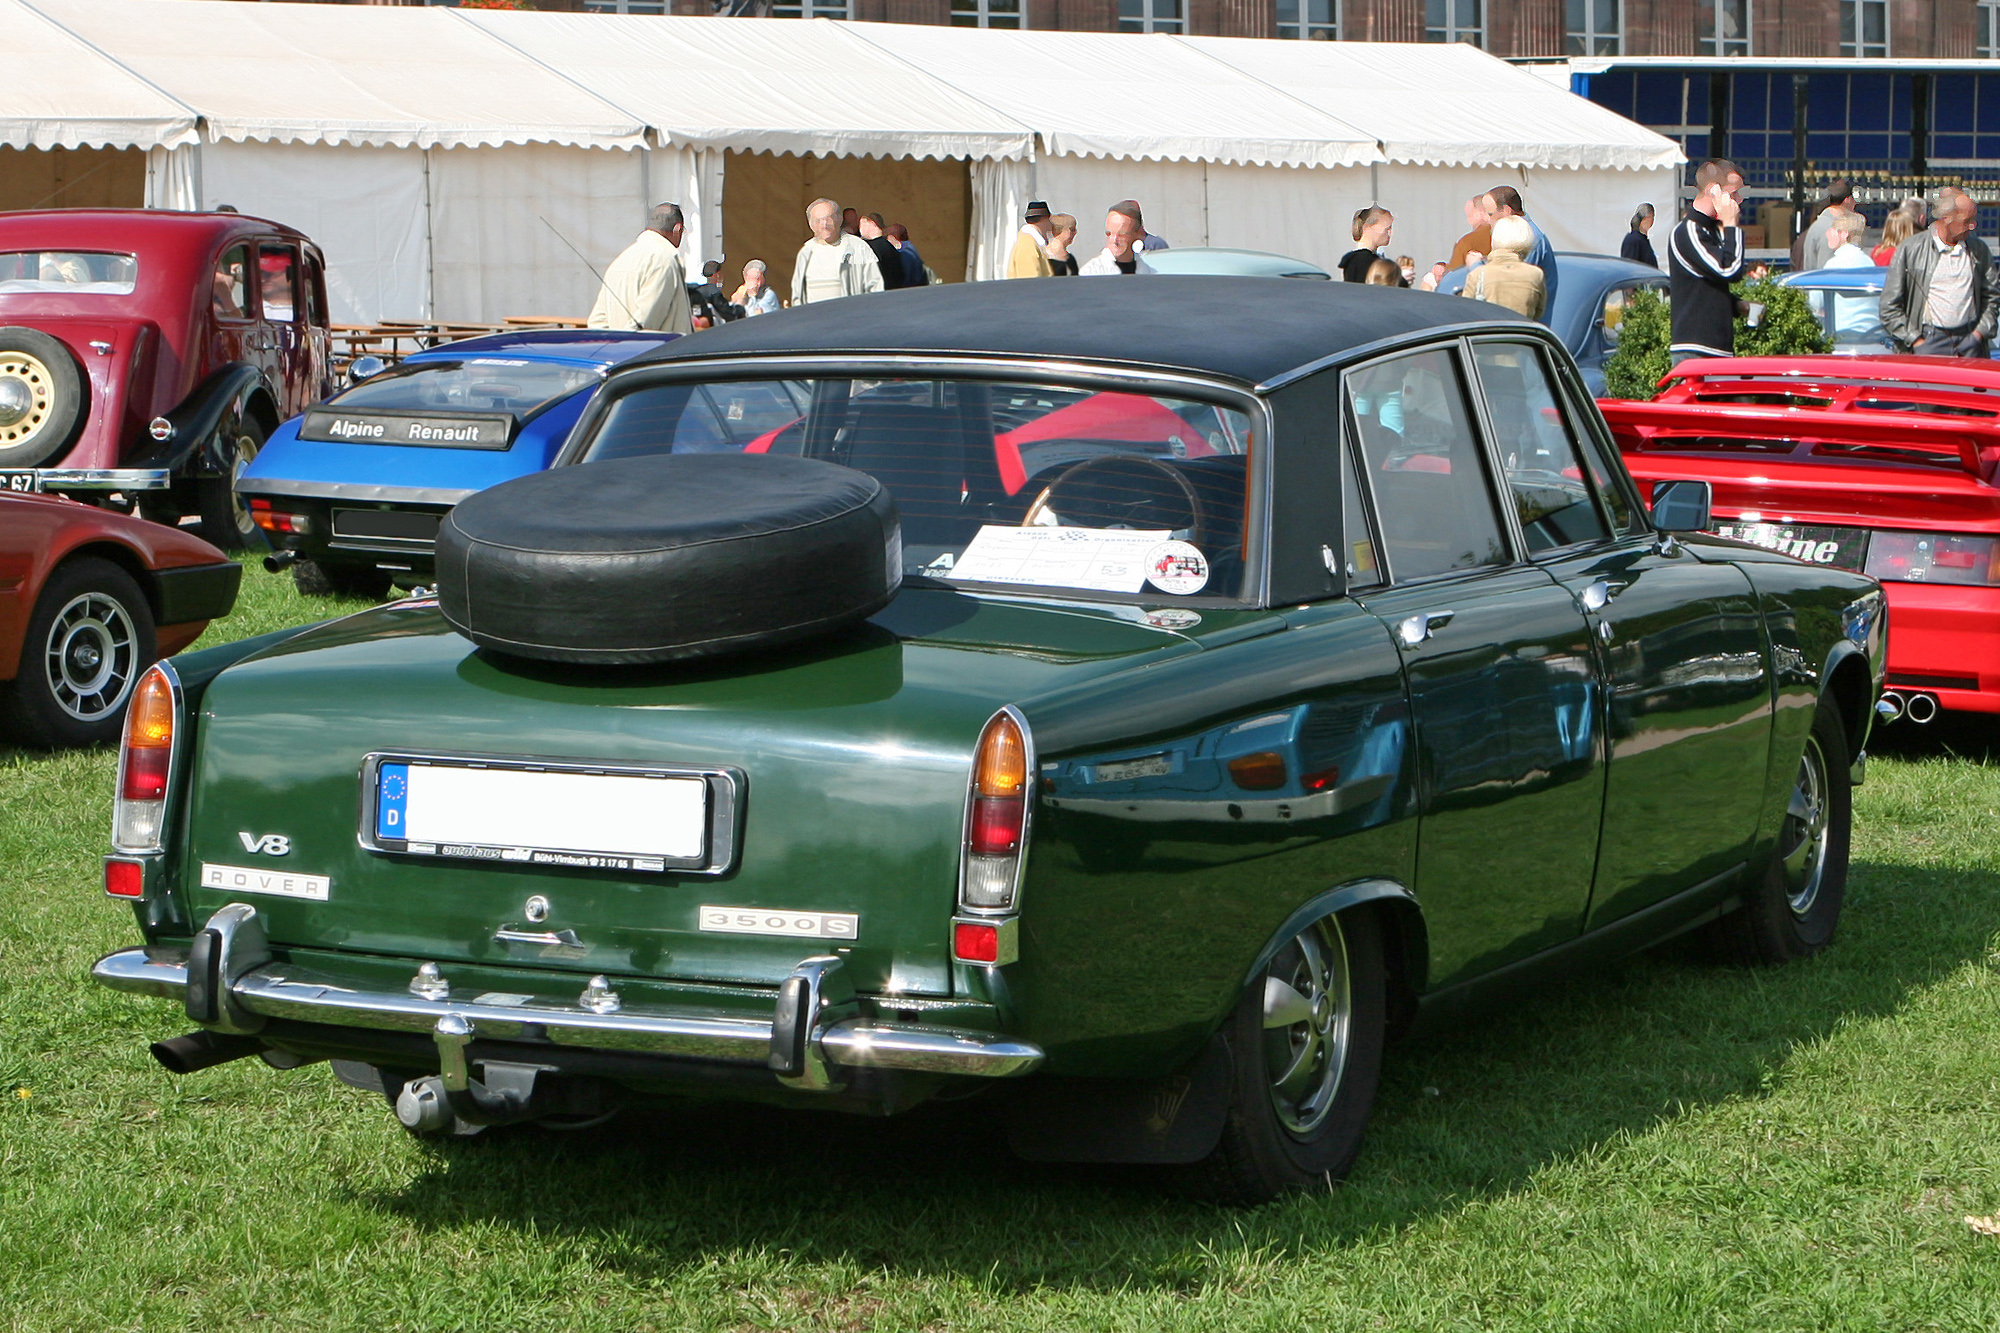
213;244;249;320
258;244;299;323
1471;341;1610;553
1346;346;1509;580
1339;429;1384;590
303;253;329;326
1601;286;1632;348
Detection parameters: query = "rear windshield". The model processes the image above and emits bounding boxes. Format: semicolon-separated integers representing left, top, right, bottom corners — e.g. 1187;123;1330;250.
335;358;602;418
0;251;137;296
580;376;1256;601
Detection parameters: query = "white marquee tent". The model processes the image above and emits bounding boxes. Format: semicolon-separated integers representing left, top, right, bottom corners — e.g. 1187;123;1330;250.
0;0;1682;322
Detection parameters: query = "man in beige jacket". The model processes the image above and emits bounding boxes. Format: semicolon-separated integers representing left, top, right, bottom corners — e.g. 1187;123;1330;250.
792;197;884;306
1459;215;1545;320
586;203;692;334
1007;200;1056;279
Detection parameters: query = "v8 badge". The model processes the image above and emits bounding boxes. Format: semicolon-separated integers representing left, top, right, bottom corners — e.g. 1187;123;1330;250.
238;832;291;857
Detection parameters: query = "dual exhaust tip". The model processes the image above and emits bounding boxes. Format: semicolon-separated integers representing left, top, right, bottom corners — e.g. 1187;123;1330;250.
1878;691;1939;725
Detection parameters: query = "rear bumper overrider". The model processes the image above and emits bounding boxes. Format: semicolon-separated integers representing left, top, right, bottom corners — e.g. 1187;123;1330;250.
93;927;1042;1087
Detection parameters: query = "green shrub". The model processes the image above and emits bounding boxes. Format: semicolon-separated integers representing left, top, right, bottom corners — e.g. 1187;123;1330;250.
1600;274;1833;400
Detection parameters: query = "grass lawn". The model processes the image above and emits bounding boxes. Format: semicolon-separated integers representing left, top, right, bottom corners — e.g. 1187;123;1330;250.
3;561;1998;1331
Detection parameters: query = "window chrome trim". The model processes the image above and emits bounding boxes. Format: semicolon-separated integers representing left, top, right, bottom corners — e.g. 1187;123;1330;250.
1460;332;1621;560
562;353;1277;609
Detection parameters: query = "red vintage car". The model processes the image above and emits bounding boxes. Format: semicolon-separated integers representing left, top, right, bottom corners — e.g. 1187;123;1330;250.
1602;355;2000;725
0;491;240;748
0;210;332;549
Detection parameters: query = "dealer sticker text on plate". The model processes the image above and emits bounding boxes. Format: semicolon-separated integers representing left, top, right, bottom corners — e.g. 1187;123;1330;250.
200;862;330;901
699;906;858;940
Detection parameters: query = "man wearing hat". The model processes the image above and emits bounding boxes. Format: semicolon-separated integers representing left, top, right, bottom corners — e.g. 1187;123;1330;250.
1008;200;1057;279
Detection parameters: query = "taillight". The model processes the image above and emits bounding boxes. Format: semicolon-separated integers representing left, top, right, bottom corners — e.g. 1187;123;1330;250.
248;499;311;536
1864;531;2000;587
112;662;179;853
959;708;1032;913
104;858;145;898
1227;751;1288;790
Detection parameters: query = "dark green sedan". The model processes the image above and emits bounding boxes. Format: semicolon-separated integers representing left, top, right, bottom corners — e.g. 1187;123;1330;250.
92;279;1886;1203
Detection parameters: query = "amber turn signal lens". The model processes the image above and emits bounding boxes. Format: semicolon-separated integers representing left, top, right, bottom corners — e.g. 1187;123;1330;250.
1227;751;1288;791
975;712;1028;798
125;667;175;751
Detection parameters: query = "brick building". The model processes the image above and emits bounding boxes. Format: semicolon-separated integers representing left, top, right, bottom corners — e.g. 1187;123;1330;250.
294;0;1999;59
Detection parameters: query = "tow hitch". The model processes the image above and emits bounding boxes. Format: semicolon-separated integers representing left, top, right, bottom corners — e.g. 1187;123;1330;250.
395;1013;601;1134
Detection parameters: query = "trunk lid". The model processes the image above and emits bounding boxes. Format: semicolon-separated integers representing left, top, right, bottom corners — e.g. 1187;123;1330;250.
179;589;1238;996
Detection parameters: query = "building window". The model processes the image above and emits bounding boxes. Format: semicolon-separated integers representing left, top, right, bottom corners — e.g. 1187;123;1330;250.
1696;0;1749;56
580;0;669;11
770;0;850;15
1276;0;1338;40
1424;0;1483;46
952;0;1024;23
1118;0;1182;32
1982;0;2000;56
1565;0;1620;55
1839;0;1888;56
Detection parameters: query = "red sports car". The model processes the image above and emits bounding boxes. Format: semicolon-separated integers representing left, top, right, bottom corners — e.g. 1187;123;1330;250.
1603;355;2000;725
1;492;239;748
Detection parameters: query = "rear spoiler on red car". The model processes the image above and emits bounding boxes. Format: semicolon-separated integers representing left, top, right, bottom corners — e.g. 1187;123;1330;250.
1598;399;2000;481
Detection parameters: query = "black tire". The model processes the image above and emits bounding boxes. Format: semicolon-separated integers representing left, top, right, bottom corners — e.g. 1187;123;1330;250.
436;452;900;666
1706;700;1852;965
0;327;86;469
0;556;157;749
195;415;269;552
1186;906;1387;1205
292;558;392;601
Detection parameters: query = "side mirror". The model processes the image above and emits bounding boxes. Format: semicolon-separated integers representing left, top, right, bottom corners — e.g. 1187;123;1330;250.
1650;478;1712;533
347;355;387;384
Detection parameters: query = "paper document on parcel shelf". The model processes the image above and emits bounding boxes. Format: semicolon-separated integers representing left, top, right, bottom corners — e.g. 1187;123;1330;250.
948;525;1171;593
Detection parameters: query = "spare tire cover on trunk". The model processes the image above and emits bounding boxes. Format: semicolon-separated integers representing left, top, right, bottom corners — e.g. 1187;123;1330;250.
436;453;901;665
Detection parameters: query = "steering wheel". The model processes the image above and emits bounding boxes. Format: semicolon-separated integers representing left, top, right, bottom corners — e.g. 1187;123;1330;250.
1020;455;1207;548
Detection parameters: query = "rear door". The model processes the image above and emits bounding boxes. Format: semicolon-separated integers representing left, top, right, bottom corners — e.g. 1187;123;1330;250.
255;240;307;417
1490;338;1773;927
1344;342;1607;987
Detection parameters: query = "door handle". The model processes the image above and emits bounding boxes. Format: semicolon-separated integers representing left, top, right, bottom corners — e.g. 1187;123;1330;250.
1579;579;1629;612
493;927;583;949
1395;609;1454;647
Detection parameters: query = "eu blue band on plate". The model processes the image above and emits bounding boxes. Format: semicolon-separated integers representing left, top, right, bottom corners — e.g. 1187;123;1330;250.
376;763;409;841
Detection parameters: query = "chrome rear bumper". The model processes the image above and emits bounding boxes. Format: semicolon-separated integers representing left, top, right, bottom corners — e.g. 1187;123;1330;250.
93;940;1042;1082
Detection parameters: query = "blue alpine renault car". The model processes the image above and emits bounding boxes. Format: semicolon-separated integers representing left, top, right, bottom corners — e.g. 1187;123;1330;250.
237;330;679;597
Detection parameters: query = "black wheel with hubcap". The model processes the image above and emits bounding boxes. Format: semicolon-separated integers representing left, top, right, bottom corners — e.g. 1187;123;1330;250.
0;557;157;749
0;327;85;469
1188;906;1386;1204
1706;699;1852;965
194;416;269;552
292;558;393;601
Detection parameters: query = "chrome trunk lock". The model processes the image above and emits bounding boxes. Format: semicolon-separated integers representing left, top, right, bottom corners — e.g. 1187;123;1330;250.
769;955;858;1092
408;961;449;1001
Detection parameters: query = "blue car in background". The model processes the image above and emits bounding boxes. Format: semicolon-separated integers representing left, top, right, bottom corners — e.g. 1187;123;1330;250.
238;329;676;597
1778;266;1896;354
1439;252;1667;395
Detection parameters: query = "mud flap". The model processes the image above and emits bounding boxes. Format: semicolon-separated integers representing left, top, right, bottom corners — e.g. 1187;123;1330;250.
1004;1033;1233;1164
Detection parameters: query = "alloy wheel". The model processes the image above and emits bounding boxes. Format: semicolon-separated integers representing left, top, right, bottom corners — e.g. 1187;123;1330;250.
42;591;138;723
1781;733;1832;918
1261;913;1353;1137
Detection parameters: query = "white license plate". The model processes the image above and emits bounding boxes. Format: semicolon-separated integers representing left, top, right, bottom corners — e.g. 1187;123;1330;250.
371;759;710;873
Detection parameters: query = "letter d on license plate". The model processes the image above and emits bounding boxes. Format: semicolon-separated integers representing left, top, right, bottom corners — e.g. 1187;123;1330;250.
699;905;859;940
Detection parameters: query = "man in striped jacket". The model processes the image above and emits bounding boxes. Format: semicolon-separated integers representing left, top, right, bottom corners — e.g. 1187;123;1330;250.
1669;158;1746;361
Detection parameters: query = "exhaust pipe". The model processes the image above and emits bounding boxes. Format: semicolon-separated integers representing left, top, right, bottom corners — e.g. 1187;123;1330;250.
1878;691;1905;723
262;550;298;573
151;1030;267;1075
1906;692;1939;725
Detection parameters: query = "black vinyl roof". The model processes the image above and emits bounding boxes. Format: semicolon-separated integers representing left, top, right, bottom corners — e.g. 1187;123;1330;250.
639;277;1531;388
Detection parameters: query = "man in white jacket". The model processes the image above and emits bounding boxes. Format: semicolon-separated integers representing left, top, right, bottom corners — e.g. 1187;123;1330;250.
1079;205;1157;277
791;197;884;306
586;203;692;334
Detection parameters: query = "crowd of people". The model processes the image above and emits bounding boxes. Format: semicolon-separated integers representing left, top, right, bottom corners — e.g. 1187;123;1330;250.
584;172;2000;362
1664;160;1998;359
